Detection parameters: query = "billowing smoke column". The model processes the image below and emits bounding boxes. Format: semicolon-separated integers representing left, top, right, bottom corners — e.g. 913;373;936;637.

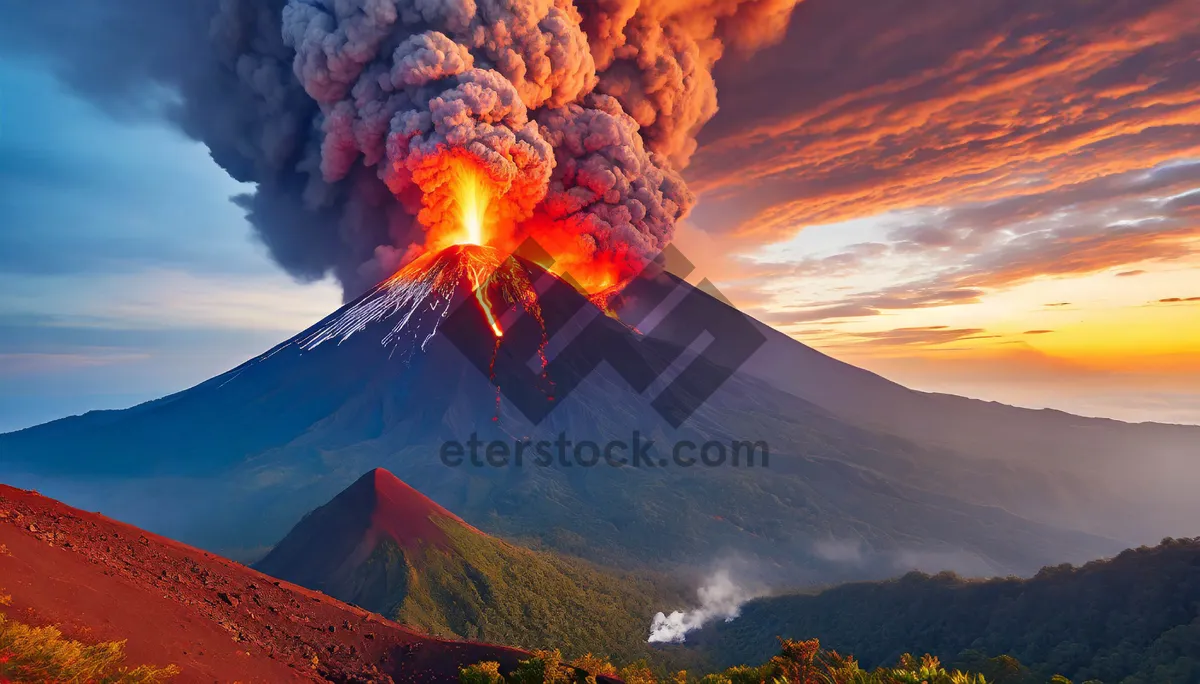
3;0;800;299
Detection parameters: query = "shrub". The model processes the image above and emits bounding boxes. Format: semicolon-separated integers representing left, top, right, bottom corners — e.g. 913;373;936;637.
619;660;687;684
459;637;998;684
509;649;575;684
460;660;505;684
0;613;178;683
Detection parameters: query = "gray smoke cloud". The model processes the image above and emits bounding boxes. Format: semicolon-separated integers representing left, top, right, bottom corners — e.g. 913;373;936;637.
2;0;801;299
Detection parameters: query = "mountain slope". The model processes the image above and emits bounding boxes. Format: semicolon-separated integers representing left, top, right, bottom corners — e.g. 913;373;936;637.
0;245;1120;580
687;538;1200;684
256;468;683;663
0;483;541;683
740;314;1200;543
628;271;1200;545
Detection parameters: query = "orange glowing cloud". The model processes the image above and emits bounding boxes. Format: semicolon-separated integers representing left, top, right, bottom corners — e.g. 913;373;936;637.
689;0;1200;242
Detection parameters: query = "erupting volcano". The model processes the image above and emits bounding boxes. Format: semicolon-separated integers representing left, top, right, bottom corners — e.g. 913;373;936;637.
402;150;628;348
19;0;813;343
303;157;564;394
298;164;564;421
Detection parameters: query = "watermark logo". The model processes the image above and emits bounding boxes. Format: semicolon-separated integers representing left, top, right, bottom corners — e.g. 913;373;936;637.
441;239;768;427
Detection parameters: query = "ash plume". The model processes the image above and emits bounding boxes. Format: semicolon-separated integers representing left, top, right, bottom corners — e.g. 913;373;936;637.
3;0;801;299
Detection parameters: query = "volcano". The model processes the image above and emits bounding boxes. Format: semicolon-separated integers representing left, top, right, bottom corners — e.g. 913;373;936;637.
0;245;1149;580
254;468;478;591
255;468;680;661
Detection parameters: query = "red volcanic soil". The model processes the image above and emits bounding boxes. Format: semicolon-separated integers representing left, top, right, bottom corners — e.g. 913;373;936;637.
255;469;485;594
0;483;530;683
360;467;480;549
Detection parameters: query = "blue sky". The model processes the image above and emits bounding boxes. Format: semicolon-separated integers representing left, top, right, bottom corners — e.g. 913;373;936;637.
0;58;340;432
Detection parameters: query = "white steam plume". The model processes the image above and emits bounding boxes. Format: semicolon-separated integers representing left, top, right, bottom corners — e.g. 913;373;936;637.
648;567;764;643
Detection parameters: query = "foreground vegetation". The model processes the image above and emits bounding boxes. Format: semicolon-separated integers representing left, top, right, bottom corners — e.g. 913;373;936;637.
457;638;1099;683
693;538;1200;684
0;610;178;683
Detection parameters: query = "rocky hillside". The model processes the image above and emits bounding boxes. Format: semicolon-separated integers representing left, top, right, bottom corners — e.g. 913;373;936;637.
0;483;559;683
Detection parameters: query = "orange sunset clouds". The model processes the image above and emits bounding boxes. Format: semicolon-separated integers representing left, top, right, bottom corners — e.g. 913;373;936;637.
683;0;1200;423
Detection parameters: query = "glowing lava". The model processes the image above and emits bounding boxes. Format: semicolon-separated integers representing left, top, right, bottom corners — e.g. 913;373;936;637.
464;249;505;338
455;162;490;247
438;160;505;336
301;244;542;350
410;155;636;317
421;155;502;253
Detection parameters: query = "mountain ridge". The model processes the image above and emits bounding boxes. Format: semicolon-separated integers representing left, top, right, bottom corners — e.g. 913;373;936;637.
0;247;1131;581
630;270;1200;543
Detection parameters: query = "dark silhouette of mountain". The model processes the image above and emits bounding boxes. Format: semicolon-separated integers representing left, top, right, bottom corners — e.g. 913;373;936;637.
256;468;682;662
0;245;1124;581
685;537;1200;684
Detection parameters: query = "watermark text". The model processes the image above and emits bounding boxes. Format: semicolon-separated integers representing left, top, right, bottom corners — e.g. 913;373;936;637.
440;432;769;469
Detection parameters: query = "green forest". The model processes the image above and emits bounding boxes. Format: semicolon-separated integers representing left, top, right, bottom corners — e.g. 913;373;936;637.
687;538;1200;684
450;538;1200;682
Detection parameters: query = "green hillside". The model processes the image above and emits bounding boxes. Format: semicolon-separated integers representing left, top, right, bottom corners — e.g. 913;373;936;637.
351;516;683;662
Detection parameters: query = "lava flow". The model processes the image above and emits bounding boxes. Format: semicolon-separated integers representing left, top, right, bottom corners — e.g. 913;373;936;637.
446;163;506;338
299;242;543;355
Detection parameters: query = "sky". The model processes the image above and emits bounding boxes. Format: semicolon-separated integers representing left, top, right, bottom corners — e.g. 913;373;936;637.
675;0;1200;424
0;58;342;432
1;0;1198;432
